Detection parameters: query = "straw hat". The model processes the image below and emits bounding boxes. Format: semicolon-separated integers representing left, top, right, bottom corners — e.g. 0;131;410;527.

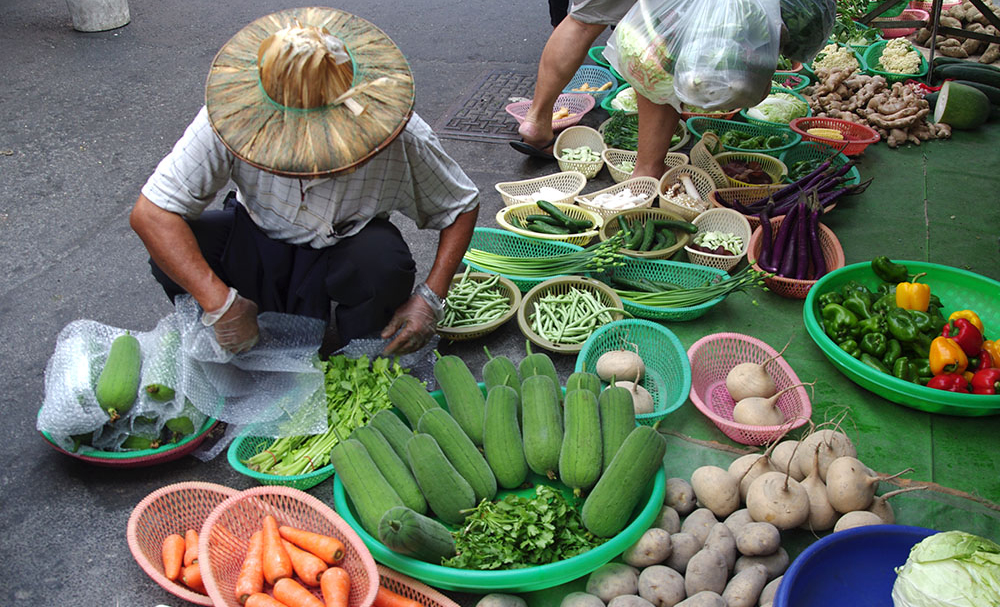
205;7;415;177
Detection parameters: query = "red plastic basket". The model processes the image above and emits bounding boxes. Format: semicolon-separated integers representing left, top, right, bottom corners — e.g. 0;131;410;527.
126;482;240;606
789;117;880;156
687;333;812;445
748;217;846;299
199;486;379;607
880;8;929;38
377;564;462;607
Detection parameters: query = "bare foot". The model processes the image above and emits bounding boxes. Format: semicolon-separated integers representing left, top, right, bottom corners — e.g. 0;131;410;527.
517;115;555;152
631;162;667;181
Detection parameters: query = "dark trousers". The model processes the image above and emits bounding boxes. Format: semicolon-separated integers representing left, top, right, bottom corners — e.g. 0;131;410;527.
149;194;417;351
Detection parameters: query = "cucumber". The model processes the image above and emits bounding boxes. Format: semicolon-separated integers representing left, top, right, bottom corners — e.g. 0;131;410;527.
330;438;405;537
931;56;999;70
598;386;637;473
482;385;529;489
482;346;521;403
406;433;477;526
519;341;561;402
368;409;415;463
581;425;666;537
520;374;564;479
377;506;457;564
143;329;180;399
558;389;603;496
536;199;593;231
416;408;497;503
933;80;992;129
351;425;427;515
565;371;602;399
387;374;440;428
933;63;1000;89
95;332;142;421
433;355;486;446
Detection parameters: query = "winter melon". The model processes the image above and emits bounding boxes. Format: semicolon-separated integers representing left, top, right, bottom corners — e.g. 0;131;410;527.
933;81;991;130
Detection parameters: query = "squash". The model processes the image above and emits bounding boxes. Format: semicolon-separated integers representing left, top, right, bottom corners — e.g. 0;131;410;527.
598;386;636;473
351;425;427;515
406;433;476;526
433;355;486;446
377;506;456;564
387;374;440;428
482;385;529;489
558;389;603;496
368;409;415;463
416;407;497;503
95;332;142;421
520;374;564;480
330;438;404;537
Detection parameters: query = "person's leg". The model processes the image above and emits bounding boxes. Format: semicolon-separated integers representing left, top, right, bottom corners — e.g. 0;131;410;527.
632;95;682;181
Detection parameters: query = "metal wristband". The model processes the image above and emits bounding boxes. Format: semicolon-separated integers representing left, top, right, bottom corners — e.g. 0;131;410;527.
201;287;238;327
414;282;445;323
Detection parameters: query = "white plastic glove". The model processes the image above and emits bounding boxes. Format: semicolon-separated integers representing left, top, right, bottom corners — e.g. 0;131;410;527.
381;285;441;355
202;287;259;354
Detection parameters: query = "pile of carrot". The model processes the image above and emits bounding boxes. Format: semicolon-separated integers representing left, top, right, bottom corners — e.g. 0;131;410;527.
162;528;206;593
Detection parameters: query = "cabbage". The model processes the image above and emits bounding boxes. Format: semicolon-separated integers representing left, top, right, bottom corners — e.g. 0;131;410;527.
610;86;639;112
745;92;808;124
892;531;1000;607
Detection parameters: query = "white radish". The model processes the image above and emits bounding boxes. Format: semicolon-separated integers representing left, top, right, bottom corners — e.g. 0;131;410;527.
770;440;804;482
728;454;776;502
732;382;813;427
833;510;884;532
745;471;810;530
799;445;837;532
614;380;654;415
792;427;857;482
825;456;913;514
596;349;645;382
866;486;927;524
691;466;741;518
724;340;791;402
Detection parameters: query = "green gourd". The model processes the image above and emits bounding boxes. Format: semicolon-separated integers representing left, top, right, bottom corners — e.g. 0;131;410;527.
558;389;603;496
351;425;427;515
377;506;457;564
518;342;561;402
565;371;602;399
95;332;142;421
368;409;415;463
433;355;486;446
482;346;521;401
387;374;440;428
416;408;497;503
598;386;637;473
330;438;404;537
482;385;529;489
520;374;563;480
406;433;476;526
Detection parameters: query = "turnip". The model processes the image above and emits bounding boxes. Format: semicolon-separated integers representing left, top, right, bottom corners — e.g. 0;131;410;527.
745;471;810;530
866;486;927;524
615;380;655;415
769;440;804;481
825;456;913;513
597;348;645;382
728;454;776;502
792;426;856;482
799;444;837;532
724;340;791;402
833;510;883;532
732;382;813;427
665;477;697;516
691;466;740;518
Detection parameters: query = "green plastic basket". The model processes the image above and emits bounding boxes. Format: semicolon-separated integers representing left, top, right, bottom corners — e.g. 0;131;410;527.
600;83;636;114
595;258;731;321
464;227;585;292
574;319;692;425
226;433;335;491
862;40;929;84
808;43;865;76
803;261;1000;417
740;87;813;129
772;71;811;92
685;117;801;156
779;141;862;186
587;45;624;83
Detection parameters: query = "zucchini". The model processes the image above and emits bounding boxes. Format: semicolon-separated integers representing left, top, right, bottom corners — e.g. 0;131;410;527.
933;63;1000;89
387;374;440;428
651;219;699;234
526;220;572;235
558;389;603;496
95;332;142;421
598;386;637;473
433;355;486;446
377;506;457;564
351;425;427;515
368;409;414;463
142;328;179;400
482;346;521;400
581;425;666;537
416;408;497;503
565;371;601;399
406;433;476;525
482;385;529;489
520;374;564;479
144;383;175;402
518;341;561;402
330;438;404;537
536;199;593;231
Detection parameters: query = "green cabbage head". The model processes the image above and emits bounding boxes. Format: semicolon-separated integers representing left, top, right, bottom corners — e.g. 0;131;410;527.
892;531;1000;607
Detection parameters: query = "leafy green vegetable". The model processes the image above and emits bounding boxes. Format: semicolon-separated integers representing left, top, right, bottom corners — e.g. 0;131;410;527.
610;86;638;112
892;530;1000;607
602;111;640;150
746;92;809;124
442;485;605;570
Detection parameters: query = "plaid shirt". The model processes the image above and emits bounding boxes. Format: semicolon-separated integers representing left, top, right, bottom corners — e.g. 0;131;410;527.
142;107;479;248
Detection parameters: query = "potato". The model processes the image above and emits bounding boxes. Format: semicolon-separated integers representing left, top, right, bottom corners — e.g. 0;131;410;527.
684;548;728;596
665;477;697;515
560;592;605;607
691;466;740;518
680;508;718;546
652;505;681;534
476;594;527;607
675;591;727;607
722;564;768;607
735;547;789;582
608;596;656;607
665;533;701;574
735;522;781;556
703;523;736;572
638;565;686;607
724;509;754;537
586;563;640;603
759;575;782;607
624;527;673;567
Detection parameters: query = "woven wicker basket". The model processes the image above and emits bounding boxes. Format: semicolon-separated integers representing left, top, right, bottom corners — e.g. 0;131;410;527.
574;176;660;222
713;152;788;188
495;171;588;207
555;125;607;179
504;93;596;130
376;564;461;607
658;165;716;221
200;486;378;607
687;333;812;445
517;276;626;355
748;216;846;299
495;201;603;246
684;208;753;272
598;206;693;259
603;148;688;183
708;186;786;231
689;132;728;189
127;482;240;606
437;272;521;341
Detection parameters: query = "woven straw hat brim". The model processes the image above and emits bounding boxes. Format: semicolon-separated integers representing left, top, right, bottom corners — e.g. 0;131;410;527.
205;7;415;178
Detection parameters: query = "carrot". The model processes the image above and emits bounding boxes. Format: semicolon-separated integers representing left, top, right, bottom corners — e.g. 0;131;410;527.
184;528;200;566
181;562;206;594
278;525;345;565
282;539;328;587
273;577;325;607
162;533;185;581
373;586;423;607
262;515;294;586
319;567;350;607
245;593;291;607
235;531;265;604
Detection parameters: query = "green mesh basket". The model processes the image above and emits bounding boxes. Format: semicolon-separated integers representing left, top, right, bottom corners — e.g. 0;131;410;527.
600;83;637;114
739;87;813;129
594;257;730;321
227;433;335;491
771;71;811;92
685;117;801;156
464;227;586;292
862;40;929;84
779;141;862;186
575;319;692;425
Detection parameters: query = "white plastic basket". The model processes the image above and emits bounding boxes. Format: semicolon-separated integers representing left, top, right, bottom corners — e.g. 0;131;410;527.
574;176;660;222
494;171;588;207
555;126;607;179
684;208;753;272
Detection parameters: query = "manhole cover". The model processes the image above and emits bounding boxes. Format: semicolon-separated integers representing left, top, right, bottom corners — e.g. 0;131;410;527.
433;70;536;142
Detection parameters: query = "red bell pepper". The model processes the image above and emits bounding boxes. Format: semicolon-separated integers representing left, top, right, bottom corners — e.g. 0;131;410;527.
971;349;994;372
971;368;1000;395
926;373;970;392
941;318;984;357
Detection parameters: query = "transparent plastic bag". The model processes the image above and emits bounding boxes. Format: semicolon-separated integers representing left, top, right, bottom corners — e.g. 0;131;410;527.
779;0;836;64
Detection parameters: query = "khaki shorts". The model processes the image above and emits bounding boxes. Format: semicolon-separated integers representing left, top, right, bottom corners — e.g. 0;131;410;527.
569;0;633;25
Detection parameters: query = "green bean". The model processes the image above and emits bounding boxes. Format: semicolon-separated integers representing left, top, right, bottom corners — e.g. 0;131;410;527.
528;286;627;345
440;269;512;328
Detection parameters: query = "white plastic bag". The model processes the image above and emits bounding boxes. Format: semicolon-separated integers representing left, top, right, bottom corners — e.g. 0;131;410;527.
778;0;837;63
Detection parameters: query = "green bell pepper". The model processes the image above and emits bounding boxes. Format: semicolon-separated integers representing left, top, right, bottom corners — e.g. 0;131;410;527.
877;283;896;296
840;280;872;301
913;358;933;384
871;256;909;283
817;291;844;308
928;293;943;309
908;310;936;335
882;338;903;367
858;314;887;337
843;291;875;320
892;356;919;383
873;293;898;315
861;353;891;374
822;303;859;342
861;332;887;358
887;308;921;343
839;338;861;358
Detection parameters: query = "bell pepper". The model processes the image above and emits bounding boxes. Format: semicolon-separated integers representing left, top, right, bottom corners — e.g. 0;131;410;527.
861;332;888;358
840;280;872;301
913;358;933;383
926;373;969;392
838;338;861;358
873;292;898;315
909;309;946;336
970;349;993;372
892;356;919;383
929;335;968;375
882;338;903;367
858;315;887;337
983;340;1000;367
817;291;844;308
887;308;921;343
861;353;891;374
928;293;943;309
896;274;930;312
823;303;859;342
971;367;1000;395
926;303;944;320
941;318;983;357
947;310;983;334
871;256;909;283
877;283;896;295
843;291;875;320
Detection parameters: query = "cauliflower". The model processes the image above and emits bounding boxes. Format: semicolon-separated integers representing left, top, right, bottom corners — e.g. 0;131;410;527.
878;39;921;74
811;43;859;72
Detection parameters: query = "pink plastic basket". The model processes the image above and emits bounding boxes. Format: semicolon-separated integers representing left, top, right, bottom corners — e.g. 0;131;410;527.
199;486;379;607
687;333;812;445
377;564;462;607
505;93;596;131
126;482;240;606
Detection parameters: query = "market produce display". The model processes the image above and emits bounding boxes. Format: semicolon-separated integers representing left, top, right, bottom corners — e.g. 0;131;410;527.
912;0;1000;63
440;271;514;330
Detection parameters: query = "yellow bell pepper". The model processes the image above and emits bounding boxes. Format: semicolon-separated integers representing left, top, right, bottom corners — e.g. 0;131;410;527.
948;310;984;334
929;335;968;375
896;273;930;312
983;340;1000;368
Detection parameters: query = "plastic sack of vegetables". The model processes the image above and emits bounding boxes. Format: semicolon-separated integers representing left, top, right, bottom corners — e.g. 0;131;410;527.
891;530;1000;607
778;0;836;63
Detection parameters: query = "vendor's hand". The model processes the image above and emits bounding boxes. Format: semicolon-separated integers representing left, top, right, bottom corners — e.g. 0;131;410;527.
213;293;260;354
380;293;438;355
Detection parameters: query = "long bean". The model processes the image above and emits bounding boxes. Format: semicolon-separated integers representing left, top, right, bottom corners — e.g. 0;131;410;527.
610;266;768;309
441;268;512;327
529;286;626;345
